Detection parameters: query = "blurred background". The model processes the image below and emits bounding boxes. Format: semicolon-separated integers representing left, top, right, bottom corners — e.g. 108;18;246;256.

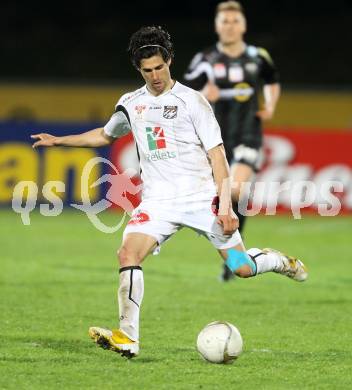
1;0;351;212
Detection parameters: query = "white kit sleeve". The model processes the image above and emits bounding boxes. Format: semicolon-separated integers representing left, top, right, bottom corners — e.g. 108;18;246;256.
104;105;131;139
189;92;223;151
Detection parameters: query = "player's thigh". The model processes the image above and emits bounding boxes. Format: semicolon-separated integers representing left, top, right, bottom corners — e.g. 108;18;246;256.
119;205;180;266
230;163;254;200
184;204;243;251
118;232;158;267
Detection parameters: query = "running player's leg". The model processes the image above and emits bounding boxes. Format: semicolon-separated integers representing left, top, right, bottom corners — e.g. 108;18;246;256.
221;144;258;281
230;162;254;234
230;143;262;235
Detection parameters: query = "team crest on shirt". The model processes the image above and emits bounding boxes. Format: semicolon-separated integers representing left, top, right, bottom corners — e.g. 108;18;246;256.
163;106;178;119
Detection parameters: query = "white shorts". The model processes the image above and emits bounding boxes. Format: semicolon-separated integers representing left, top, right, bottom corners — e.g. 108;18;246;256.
123;196;242;252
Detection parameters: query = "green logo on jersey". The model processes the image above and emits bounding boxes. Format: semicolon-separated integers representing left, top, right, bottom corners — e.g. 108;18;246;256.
146;127;166;151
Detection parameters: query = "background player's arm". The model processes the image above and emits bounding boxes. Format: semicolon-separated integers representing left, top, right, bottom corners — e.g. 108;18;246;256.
256;83;281;121
201;82;220;103
208;144;239;234
256;47;281;121
31;127;114;148
183;53;220;103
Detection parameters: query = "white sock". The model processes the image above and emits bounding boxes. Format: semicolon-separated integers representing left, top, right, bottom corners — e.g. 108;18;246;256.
247;248;282;274
118;266;144;341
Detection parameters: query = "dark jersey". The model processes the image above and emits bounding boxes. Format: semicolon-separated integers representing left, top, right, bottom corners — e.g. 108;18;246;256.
183;44;279;162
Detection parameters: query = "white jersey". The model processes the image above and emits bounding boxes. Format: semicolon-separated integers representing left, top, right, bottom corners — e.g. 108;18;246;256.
104;81;223;202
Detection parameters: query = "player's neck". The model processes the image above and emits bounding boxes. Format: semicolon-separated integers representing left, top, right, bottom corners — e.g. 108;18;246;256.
147;79;175;97
218;40;245;58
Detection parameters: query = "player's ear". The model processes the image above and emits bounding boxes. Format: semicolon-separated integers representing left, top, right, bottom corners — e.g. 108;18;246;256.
242;15;247;33
167;58;172;67
214;17;219;35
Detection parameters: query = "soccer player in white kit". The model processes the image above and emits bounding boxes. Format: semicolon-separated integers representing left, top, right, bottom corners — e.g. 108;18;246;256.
32;26;307;358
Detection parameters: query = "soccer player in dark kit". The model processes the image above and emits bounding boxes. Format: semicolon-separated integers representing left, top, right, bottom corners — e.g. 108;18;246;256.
184;1;281;281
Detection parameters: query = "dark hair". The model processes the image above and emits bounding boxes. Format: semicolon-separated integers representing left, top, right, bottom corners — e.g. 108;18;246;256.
128;26;174;69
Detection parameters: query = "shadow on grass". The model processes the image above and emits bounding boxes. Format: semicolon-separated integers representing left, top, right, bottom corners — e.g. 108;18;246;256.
4;335;91;354
2;336;165;364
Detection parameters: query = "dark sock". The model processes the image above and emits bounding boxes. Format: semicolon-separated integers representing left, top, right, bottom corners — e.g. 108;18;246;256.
232;201;247;234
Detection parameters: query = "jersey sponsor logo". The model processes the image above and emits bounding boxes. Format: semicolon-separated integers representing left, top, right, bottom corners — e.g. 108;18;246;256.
163;106;178;119
213;63;226;78
127;211;150;225
144;126;177;162
145;149;177;162
233;82;254;102
245;62;258;74
229;65;244;82
146;126;166;150
135;105;147;119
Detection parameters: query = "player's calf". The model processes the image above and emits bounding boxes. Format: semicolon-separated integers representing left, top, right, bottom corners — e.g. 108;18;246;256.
224;248;257;278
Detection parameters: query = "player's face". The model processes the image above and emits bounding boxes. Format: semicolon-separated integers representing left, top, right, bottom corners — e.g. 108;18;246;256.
139;56;172;96
215;10;246;45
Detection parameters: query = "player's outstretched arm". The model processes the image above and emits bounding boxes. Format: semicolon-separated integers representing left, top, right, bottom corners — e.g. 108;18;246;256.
31;127;114;148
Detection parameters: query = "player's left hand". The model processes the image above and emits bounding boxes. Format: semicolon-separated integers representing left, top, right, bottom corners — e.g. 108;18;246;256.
217;210;239;235
256;107;274;121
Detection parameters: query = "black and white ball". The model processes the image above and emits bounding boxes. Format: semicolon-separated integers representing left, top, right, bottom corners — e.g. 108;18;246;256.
196;321;243;364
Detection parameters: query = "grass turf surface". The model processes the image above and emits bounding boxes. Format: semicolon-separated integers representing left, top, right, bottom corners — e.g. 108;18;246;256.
0;210;351;389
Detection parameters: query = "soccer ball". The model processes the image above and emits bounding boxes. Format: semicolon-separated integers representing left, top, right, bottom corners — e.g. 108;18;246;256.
196;321;243;364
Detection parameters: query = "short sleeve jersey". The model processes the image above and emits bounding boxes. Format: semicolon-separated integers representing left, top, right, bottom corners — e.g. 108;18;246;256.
183;44;279;159
104;81;223;202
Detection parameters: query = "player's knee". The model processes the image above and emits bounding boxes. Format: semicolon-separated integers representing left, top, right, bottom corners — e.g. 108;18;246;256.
234;265;253;278
117;245;139;267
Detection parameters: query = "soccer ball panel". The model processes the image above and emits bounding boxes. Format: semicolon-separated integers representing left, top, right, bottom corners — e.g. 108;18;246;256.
225;322;243;359
196;321;243;364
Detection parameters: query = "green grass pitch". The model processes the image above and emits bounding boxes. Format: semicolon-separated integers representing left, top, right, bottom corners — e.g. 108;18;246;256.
0;210;351;389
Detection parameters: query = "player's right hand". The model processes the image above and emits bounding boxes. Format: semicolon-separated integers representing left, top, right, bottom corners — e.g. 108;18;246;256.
202;82;220;103
217;210;239;235
31;133;58;148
